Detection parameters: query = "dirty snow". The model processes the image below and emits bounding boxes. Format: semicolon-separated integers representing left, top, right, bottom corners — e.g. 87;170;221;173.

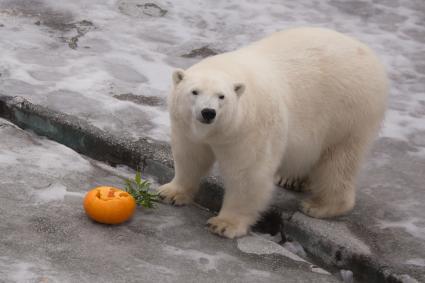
237;234;306;263
237;234;331;275
163;245;230;272
32;183;85;203
282;240;308;259
340;270;354;283
406;258;425;267
0;0;424;145
0;117;134;204
378;218;425;240
0;257;63;283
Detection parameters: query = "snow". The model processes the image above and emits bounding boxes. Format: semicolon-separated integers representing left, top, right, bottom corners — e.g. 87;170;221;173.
0;117;141;207
6;261;37;283
163;245;233;272
340;270;354;283
237;234;307;263
32;183;85;203
0;257;62;283
378;217;425;240
0;0;423;146
0;128;93;178
282;240;308;259
237;234;331;275
0;0;424;280
406;258;425;267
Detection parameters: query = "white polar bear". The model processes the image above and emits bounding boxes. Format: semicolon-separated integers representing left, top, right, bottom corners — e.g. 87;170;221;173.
158;27;388;238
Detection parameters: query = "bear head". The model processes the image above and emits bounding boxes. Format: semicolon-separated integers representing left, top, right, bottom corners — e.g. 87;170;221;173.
169;68;245;139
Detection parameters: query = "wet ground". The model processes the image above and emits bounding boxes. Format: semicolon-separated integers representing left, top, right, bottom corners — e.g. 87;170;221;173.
0;118;338;282
0;0;424;282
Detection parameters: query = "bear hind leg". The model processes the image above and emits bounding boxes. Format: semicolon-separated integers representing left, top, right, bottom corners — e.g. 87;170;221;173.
301;138;366;218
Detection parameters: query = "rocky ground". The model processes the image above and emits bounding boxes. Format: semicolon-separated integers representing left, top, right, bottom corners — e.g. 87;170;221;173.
0;0;424;282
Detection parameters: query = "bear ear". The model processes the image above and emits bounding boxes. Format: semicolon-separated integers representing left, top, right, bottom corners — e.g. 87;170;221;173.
172;69;185;86
234;83;245;97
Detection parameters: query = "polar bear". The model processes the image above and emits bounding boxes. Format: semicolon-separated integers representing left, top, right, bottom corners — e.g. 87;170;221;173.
158;27;388;238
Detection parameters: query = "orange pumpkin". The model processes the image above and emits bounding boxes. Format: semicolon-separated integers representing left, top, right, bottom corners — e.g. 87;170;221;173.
83;186;136;224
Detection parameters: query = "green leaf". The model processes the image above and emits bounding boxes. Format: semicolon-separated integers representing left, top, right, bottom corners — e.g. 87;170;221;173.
122;169;158;209
124;179;134;194
135;171;142;185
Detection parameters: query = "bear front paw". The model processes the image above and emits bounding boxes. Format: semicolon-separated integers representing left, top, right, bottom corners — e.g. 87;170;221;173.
206;216;249;239
157;183;193;206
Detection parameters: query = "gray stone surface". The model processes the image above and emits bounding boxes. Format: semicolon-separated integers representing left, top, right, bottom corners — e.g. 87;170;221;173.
2;96;424;282
0;0;424;282
0;118;338;283
271;139;425;282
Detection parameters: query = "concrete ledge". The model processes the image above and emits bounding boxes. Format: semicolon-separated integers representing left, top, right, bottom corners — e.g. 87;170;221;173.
0;95;173;168
0;95;223;210
282;212;415;283
0;95;418;283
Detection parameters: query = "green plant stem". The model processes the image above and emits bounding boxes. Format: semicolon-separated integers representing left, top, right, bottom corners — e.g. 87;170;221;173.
123;170;159;208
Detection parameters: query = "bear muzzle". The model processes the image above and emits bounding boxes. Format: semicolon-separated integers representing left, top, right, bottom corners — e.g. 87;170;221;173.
200;108;216;124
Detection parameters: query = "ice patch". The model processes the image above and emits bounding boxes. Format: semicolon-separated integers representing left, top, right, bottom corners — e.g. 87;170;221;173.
396;274;420;283
282;240;308;258
258;232;282;243
378;218;425;240
0;128;92;178
0;257;62;283
134;259;175;276
340;269;354;283
405;258;425;267
0;118;18;128
140;213;185;232
245;268;271;279
163;244;280;277
163;245;231;272
7;262;36;282
237;234;331;275
310;265;331;275
32;183;84;203
291;213;372;256
237;234;306;263
30;147;91;173
91;161;136;180
0;150;19;164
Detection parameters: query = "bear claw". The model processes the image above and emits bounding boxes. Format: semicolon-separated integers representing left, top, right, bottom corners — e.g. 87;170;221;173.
274;175;307;192
206;216;248;239
157;183;193;206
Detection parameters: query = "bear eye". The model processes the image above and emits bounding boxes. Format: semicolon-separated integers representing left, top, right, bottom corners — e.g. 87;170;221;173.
218;94;225;100
192;90;199;96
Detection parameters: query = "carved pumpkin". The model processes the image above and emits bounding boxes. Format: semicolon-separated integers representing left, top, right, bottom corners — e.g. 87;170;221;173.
83;186;136;224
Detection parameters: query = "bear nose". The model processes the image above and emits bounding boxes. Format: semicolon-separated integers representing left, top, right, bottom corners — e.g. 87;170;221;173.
201;108;216;122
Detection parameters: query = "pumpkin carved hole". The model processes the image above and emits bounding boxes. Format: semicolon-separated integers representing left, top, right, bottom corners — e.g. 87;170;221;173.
108;189;116;198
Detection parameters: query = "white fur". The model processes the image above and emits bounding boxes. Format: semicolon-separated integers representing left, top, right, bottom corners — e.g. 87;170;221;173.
158;27;388;238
